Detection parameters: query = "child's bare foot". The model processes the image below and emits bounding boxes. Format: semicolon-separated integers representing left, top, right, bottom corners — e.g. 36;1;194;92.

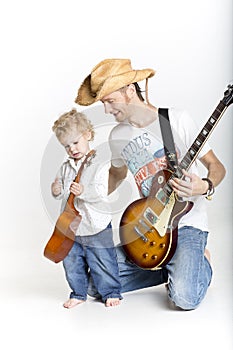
105;298;120;307
63;298;85;309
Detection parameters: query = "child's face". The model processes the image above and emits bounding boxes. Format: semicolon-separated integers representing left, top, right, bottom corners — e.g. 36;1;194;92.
60;129;91;161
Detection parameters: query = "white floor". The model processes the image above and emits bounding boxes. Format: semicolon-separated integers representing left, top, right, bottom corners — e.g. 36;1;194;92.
1;204;232;350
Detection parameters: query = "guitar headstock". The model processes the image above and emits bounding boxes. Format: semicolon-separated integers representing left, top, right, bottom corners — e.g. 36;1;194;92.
222;83;233;107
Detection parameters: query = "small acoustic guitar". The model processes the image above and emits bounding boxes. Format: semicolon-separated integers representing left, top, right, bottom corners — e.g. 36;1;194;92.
44;150;96;263
119;84;233;270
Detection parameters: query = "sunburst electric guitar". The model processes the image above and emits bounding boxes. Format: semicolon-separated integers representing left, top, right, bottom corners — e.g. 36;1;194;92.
119;84;233;270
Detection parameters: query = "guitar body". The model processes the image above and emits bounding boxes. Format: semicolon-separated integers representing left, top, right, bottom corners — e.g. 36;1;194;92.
120;169;193;269
44;150;96;264
44;210;81;263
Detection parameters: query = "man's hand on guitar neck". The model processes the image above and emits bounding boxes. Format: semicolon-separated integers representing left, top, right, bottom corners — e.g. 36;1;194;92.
169;169;208;198
169;149;226;199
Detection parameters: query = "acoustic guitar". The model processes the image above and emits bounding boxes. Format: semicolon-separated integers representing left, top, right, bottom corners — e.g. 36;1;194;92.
44;150;96;263
119;84;233;270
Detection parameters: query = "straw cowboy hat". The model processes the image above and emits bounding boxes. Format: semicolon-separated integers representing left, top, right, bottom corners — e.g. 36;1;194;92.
75;58;155;106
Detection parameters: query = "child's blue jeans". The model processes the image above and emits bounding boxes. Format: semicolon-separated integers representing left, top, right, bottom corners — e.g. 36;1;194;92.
63;223;122;303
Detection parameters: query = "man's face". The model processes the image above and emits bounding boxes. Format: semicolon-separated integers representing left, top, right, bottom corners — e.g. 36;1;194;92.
101;89;131;123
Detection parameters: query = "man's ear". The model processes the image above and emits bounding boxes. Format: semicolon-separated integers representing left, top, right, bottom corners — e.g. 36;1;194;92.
126;84;136;99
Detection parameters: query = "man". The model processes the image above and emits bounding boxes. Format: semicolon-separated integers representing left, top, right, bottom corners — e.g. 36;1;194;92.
75;58;226;310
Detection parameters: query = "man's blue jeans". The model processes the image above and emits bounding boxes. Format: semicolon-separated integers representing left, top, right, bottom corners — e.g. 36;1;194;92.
166;226;212;310
63;223;122;303
88;226;212;310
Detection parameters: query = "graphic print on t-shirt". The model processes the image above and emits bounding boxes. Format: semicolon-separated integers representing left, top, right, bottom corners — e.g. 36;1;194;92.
121;131;180;197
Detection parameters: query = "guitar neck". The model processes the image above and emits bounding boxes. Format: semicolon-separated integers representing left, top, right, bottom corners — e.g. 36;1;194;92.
64;161;86;213
64;166;85;213
64;150;96;213
66;193;76;212
176;100;227;178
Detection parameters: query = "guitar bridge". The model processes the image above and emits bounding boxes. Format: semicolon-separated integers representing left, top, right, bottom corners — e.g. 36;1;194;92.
134;226;148;242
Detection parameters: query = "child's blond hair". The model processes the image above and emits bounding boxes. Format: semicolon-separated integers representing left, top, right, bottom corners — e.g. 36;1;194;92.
52;108;95;141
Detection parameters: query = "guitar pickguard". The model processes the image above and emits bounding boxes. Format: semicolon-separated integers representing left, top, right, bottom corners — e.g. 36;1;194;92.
146;192;175;237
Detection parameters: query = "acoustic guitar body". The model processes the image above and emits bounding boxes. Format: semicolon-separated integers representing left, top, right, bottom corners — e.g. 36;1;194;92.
44;211;80;263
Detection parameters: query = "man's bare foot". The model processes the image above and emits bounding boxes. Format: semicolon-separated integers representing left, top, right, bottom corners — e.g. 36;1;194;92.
204;248;211;262
105;298;120;307
63;298;85;309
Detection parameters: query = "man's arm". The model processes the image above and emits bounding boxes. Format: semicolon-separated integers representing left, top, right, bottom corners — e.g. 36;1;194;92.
199;150;226;189
170;150;226;197
108;163;128;194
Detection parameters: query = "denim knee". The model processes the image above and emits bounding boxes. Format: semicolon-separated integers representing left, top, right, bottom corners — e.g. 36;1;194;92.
167;269;212;311
166;227;213;310
168;287;203;310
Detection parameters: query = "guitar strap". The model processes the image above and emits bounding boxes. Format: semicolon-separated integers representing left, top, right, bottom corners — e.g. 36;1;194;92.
158;108;178;171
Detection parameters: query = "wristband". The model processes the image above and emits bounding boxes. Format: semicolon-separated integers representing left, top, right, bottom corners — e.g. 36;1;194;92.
202;178;215;200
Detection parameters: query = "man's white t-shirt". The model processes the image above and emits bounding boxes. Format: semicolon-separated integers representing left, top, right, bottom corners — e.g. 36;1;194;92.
109;108;211;232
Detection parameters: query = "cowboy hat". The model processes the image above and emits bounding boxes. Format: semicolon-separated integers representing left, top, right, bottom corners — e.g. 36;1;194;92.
75;58;155;106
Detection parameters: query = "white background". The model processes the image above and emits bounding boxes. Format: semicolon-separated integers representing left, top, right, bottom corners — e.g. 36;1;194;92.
0;1;232;349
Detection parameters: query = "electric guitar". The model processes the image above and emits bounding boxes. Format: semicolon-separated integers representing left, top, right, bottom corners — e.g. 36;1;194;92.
119;84;233;270
44;150;96;263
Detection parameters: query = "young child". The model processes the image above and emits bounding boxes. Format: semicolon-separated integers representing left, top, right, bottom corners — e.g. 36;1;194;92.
51;108;122;308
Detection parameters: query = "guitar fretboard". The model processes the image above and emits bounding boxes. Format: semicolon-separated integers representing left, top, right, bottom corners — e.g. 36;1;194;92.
161;100;227;199
176;100;227;178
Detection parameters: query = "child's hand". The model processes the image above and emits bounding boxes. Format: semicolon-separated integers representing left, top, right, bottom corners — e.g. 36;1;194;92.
70;182;84;196
51;178;62;196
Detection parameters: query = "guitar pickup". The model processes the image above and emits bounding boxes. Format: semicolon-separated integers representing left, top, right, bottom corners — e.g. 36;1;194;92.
144;207;158;225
